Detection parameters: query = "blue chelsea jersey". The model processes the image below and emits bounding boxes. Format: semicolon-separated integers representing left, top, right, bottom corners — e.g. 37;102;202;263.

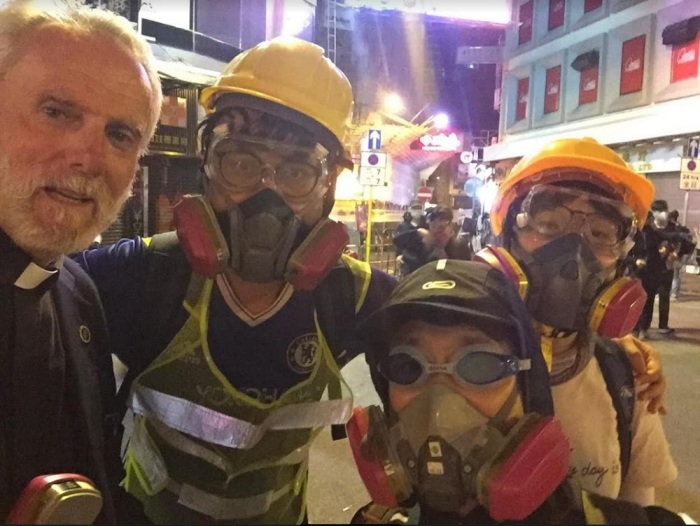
73;235;397;404
207;281;322;403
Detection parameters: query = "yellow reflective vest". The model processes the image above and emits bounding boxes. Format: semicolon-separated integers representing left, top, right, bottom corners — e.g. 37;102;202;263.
123;256;372;524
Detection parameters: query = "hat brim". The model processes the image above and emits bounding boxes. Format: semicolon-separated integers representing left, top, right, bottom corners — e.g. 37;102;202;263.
359;300;518;353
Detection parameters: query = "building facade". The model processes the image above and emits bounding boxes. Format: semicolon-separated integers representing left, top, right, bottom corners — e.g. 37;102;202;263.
484;0;700;230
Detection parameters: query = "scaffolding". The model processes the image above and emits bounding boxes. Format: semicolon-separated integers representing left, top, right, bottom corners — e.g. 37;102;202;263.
325;0;337;63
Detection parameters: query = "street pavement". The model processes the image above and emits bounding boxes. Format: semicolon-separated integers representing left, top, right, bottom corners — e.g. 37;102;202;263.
307;272;700;523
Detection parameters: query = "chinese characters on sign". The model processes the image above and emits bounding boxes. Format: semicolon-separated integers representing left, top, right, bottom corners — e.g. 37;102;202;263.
516;77;529;121
417;132;462;152
544;65;562;114
620;35;646;95
681;158;700;191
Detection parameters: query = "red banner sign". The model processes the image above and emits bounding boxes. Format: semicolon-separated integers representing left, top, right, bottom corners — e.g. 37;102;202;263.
620;35;646;95
519;0;534;45
548;0;565;31
671;35;700;83
516;77;529;121
544;66;561;114
578;66;599;105
584;0;603;13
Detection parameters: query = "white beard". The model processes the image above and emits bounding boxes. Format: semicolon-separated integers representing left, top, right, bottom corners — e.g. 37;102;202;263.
0;155;132;262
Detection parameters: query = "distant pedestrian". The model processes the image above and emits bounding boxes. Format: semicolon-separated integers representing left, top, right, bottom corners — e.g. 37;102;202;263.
667;210;696;300
393;205;472;277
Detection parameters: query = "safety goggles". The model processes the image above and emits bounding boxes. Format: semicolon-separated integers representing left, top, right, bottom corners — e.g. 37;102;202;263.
379;344;531;388
205;132;329;199
520;184;635;249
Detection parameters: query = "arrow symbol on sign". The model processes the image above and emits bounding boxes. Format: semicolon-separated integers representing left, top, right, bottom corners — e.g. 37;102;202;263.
368;129;382;150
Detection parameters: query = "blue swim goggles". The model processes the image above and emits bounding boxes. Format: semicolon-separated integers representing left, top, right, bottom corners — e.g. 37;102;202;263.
379;344;531;387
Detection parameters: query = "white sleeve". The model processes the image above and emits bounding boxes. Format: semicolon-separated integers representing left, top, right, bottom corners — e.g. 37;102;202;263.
619;394;678;498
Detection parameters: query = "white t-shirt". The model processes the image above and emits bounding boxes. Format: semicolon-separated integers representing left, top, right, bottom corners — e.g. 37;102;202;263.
552;357;678;508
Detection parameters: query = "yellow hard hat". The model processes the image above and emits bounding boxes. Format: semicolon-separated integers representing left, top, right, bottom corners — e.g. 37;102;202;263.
490;137;655;236
200;36;353;160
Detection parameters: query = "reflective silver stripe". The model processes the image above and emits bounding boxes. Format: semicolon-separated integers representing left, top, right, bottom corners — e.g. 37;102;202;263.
148;418;231;473
148;418;311;474
130;385;352;449
129;417;169;493
167;479;295;521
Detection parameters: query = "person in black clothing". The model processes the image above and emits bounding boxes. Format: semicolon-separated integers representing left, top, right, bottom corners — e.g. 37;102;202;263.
393;205;473;277
0;3;161;523
667;210;696;300
630;201;695;338
393;202;426;278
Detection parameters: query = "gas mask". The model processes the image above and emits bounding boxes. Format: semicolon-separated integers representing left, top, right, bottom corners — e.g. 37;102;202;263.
173;189;348;290
475;239;646;338
475;184;647;338
513;234;609;332
347;385;570;522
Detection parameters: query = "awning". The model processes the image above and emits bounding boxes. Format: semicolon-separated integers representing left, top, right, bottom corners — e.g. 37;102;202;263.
150;42;225;87
484;94;700;162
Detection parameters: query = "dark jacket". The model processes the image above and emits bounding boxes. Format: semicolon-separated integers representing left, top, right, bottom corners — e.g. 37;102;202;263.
6;259;120;523
393;229;473;276
625;224;695;279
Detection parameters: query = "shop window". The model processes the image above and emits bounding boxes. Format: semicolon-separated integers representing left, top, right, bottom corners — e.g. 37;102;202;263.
620;35;646;95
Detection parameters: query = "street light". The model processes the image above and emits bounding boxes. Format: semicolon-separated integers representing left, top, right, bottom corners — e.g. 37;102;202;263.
383;92;405;114
433;112;450;129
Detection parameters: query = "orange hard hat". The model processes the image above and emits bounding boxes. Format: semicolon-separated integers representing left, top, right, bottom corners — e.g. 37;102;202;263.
490;137;655;236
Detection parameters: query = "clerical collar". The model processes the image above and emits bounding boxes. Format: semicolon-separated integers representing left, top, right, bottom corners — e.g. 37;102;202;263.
0;228;60;290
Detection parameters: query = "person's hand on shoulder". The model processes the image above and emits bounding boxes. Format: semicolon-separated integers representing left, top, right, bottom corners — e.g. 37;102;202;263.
612;334;667;415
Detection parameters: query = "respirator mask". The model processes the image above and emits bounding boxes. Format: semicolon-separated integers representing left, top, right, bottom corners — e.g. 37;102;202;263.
347;344;570;522
173;132;348;290
475;185;646;338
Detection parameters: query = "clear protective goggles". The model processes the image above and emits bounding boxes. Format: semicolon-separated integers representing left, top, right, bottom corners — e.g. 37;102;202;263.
519;184;636;249
205;131;330;199
379;344;531;388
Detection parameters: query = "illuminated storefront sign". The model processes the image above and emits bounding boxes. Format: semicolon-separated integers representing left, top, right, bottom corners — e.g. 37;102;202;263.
548;0;565;31
415;132;463;152
544;65;561;114
519;0;534;45
620;35;646;95
671;35;700;83
516;77;529;121
579;66;599;105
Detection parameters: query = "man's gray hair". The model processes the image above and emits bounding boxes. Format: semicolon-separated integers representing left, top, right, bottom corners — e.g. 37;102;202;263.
0;0;163;153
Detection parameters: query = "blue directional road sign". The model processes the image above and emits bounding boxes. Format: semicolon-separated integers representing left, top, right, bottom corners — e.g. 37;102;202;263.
368;129;382;150
688;138;699;159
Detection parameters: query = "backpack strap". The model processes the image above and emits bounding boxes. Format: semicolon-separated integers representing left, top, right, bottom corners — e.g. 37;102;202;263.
593;335;635;481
